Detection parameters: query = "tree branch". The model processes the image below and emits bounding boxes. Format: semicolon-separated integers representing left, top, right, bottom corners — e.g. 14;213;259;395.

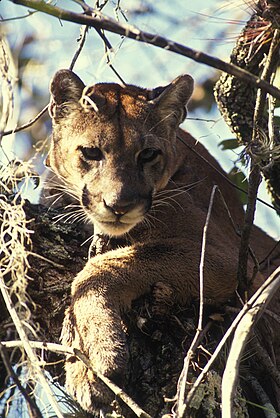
0;342;43;418
1;340;152;418
221;268;280;417
2;104;49;137
176;185;218;417
0;272;65;418
8;0;280;100
186;266;280;406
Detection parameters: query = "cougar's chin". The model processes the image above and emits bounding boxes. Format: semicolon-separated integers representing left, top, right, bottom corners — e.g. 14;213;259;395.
93;218;142;237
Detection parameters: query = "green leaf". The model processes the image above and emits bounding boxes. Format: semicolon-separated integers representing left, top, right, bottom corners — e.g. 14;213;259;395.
228;167;248;206
218;138;239;150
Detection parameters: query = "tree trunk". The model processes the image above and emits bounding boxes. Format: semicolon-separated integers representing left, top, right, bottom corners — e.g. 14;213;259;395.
214;0;280;211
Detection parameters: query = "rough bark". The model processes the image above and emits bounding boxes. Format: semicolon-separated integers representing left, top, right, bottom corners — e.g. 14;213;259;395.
214;0;280;211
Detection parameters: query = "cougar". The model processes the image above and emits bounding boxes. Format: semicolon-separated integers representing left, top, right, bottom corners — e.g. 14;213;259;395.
44;69;279;413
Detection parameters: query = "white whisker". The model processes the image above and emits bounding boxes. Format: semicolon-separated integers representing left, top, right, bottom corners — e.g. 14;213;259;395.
81;233;95;247
146;212;167;228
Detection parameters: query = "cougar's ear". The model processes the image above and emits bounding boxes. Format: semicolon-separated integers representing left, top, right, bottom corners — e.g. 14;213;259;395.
148;74;194;124
49;69;85;118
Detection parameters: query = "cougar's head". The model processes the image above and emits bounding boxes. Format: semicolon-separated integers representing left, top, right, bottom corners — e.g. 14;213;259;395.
47;70;193;237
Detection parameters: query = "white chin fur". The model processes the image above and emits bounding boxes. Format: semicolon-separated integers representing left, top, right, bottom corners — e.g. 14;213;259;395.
94;220;137;237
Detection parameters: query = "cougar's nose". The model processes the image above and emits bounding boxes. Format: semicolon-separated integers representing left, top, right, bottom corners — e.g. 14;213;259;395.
103;198;136;216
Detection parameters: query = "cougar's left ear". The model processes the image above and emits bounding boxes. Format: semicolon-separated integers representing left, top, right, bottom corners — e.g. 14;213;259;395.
148;74;194;124
49;69;85;119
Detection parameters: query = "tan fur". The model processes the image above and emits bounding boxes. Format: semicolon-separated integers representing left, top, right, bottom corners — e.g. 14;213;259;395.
45;69;279;412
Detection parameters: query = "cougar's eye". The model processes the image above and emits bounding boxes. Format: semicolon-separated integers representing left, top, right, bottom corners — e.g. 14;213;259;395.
79;146;103;161
138;148;161;164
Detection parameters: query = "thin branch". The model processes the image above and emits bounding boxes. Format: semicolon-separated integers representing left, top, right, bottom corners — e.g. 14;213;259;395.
225;305;280;326
0;10;37;21
100;30;126;85
0;342;43;418
1;340;152;418
69;25;89;71
2;22;89;137
0;37;15;139
221;268;280;417
186;266;280;406
215;187;260;271
2;104;49;137
0;274;64;418
8;0;280;100
259;240;280;267
74;349;152;418
237;165;261;293
1;340;74;355
176;185;218;417
76;0;126;84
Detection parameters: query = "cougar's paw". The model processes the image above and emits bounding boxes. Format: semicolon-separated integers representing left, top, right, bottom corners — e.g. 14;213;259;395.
61;304;129;411
64;356;114;412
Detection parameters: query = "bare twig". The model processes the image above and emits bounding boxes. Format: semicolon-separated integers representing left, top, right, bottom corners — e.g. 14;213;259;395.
74;349;152;418
1;340;74;354
186;266;280;406
2;21;89;137
215;187;260;271
0;342;43;418
2;104;49;137
87;0;126;84
1;340;152;418
69;25;89;71
8;0;280;100
1;10;37;21
176;185;218;417
0;274;64;418
225;305;280;326
237;165;261;293
101;31;126;85
221;268;280;417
